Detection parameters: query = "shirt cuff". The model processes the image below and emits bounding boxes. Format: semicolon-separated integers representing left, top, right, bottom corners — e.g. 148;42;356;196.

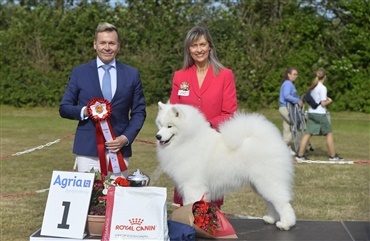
122;135;130;146
80;106;89;120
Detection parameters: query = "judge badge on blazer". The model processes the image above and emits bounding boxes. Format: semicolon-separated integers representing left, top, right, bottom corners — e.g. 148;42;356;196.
178;81;190;96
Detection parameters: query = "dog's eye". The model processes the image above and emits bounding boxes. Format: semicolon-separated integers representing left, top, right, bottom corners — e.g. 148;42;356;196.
167;125;172;128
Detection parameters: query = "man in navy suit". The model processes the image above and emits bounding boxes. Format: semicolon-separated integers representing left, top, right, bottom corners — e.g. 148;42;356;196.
59;22;146;176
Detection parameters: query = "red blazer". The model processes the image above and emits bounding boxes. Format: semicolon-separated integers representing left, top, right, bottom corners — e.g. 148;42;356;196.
170;65;238;129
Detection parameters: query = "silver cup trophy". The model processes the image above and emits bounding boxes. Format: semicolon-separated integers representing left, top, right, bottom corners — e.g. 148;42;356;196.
127;169;150;187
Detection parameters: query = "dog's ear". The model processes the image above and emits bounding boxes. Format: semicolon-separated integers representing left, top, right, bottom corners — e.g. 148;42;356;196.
170;106;180;118
158;101;165;110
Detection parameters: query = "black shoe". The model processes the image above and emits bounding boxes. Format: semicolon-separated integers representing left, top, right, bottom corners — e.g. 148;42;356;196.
295;155;311;162
329;154;344;161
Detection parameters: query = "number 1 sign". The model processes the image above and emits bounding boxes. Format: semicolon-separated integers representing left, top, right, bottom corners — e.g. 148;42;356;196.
41;171;95;239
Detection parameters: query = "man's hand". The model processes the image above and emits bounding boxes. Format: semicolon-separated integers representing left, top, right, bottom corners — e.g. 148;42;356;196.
105;135;128;153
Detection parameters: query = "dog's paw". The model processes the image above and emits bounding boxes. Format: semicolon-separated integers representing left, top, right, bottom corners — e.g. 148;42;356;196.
275;221;292;231
262;215;276;224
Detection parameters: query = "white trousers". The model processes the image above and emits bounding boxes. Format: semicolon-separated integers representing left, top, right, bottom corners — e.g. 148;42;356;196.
279;106;292;144
74;154;129;177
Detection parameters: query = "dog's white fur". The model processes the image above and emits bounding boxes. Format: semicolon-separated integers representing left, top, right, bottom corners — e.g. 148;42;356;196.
155;102;296;230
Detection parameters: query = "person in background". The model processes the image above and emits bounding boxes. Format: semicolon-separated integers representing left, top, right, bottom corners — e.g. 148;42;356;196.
279;67;303;155
59;22;146;177
169;26;238;208
296;68;343;161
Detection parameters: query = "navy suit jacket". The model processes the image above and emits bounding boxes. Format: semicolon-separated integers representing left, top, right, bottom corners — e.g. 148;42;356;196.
59;59;146;158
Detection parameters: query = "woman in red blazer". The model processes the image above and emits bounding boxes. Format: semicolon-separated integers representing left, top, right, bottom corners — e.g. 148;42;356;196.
169;26;238;207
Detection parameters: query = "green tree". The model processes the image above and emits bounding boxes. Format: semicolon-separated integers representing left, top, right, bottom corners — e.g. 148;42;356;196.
0;0;368;112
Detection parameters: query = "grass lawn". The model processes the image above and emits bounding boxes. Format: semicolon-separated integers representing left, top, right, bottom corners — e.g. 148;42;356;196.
0;104;369;241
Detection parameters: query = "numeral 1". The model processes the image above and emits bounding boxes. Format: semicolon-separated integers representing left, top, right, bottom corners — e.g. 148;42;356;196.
57;201;70;229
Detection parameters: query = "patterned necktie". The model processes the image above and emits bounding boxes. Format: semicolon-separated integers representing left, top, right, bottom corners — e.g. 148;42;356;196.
102;65;113;101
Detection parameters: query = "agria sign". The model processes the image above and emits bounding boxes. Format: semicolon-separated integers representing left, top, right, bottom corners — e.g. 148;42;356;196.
53;175;92;189
41;171;95;239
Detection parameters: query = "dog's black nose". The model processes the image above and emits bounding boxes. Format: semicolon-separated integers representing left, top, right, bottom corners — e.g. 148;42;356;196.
155;134;162;140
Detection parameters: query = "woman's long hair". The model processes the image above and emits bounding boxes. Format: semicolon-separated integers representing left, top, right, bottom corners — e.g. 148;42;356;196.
182;26;224;76
308;68;326;90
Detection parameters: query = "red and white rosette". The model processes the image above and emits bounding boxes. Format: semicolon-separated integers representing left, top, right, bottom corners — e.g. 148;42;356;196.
87;98;127;176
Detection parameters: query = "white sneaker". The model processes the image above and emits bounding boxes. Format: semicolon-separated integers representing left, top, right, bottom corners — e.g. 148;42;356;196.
289;147;296;155
296;155;311;162
329;154;344;161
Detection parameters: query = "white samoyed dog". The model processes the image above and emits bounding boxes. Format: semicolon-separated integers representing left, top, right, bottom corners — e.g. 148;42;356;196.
155;102;296;230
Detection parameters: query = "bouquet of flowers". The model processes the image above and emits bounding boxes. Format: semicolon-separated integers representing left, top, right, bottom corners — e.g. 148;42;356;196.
192;200;219;235
89;169;130;216
169;195;238;239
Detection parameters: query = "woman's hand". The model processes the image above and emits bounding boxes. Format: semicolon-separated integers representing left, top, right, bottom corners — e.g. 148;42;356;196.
321;97;332;106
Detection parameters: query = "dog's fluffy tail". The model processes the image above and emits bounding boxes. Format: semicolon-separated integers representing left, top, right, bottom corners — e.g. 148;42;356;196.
219;112;283;150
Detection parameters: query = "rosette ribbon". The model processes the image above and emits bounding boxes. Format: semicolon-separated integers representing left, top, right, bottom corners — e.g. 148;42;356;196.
87;98;127;176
